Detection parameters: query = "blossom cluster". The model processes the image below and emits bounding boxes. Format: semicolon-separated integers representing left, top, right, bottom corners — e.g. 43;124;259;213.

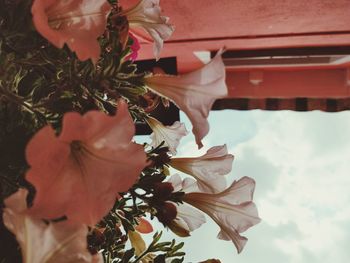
0;0;260;262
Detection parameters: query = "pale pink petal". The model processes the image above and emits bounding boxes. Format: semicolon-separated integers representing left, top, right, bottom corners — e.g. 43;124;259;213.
31;0;112;63
170;145;233;193
164;176;206;236
184;177;261;253
202;145;230;158
168;203;206;237
121;0;175;59
147;117;188;155
182;177;200;193
174;203;206;232
26;100;148;225
215;176;257;205
167;174;199;193
3;189;100;263
145;50;227;148
167;173;183;192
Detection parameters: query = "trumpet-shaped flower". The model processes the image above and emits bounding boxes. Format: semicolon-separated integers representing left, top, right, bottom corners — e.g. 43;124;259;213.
145;50;227;148
166;174;206;237
2;189;103;263
184;177;261;253
147;116;188;155
31;0;112;63
25;100;148;225
120;0;175;60
170;145;234;193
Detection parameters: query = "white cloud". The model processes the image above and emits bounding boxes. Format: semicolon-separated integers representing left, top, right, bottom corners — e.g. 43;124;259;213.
138;110;350;263
230;110;350;263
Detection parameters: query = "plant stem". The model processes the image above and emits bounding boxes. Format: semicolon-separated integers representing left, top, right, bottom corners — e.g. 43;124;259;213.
0;174;18;189
0;86;35;113
132;248;150;263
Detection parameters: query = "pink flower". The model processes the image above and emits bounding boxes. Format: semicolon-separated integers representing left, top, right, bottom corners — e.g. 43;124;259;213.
120;0;175;60
170;145;234;193
147;116;188;155
31;0;112;63
25;100;148;225
125;33;141;61
2;189;103;263
184;177;261;253
145;50;227;149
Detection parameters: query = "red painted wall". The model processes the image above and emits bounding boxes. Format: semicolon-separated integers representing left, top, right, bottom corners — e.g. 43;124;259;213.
226;69;350;98
121;0;350;99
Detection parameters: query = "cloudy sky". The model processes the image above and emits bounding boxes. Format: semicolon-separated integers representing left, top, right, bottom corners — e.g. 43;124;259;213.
142;109;350;263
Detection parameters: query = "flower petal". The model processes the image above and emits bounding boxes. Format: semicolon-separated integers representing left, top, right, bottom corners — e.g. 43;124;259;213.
147;117;188;155
26;100;148;225
170;145;233;193
121;0;174;59
135;218;153;234
145;50;227;148
3;189;102;263
184;177;261;253
216;176;257;204
31;0;112;63
167;174;199;193
173;203;206;233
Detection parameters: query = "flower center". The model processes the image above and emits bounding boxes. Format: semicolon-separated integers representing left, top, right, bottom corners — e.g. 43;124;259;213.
70;140;83;153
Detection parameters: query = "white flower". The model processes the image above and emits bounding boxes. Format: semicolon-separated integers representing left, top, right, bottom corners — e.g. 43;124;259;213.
121;0;175;60
168;203;206;237
2;189;102;263
145;49;227;148
147;116;188;155
163;174;205;236
170;145;234;193
184;177;261;253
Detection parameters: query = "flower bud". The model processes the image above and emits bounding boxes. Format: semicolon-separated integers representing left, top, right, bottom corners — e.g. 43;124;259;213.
153;182;174;200
156;202;177;225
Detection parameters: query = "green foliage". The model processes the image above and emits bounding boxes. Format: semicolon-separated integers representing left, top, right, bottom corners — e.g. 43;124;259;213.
133;232;185;263
0;0;148;197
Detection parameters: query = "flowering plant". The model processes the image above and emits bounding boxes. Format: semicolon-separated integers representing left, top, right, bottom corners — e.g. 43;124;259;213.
0;0;260;262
